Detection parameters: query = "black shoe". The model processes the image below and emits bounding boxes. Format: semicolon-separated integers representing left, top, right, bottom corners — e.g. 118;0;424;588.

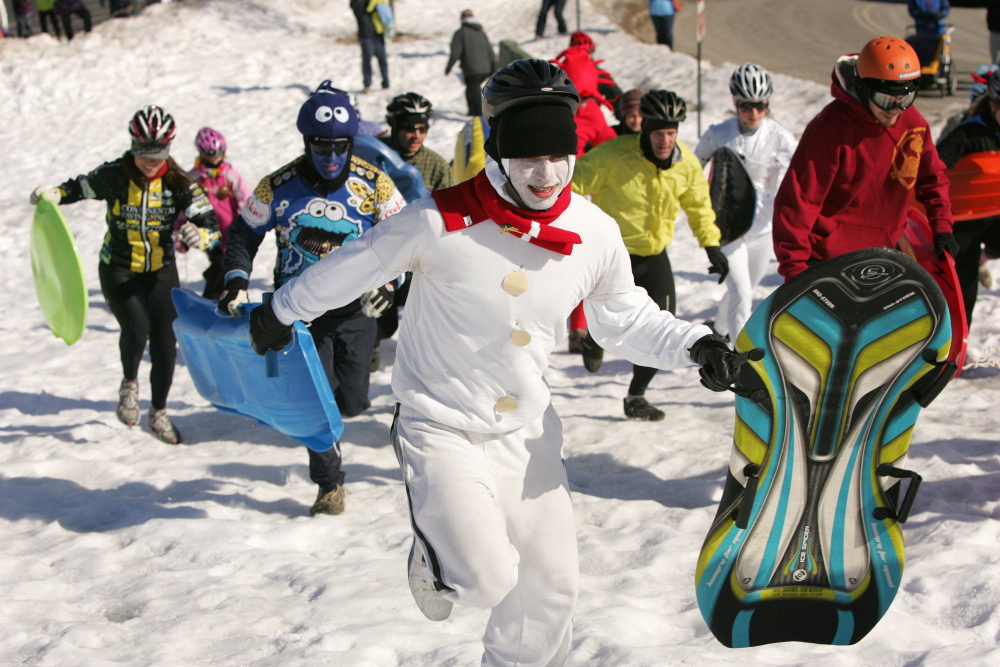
623;396;665;421
581;332;604;372
371;341;381;373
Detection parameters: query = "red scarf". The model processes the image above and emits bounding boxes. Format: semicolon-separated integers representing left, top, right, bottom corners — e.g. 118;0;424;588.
432;170;581;255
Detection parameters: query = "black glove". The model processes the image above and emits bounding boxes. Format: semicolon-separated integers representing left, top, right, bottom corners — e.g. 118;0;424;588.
688;334;738;392
933;232;959;260
360;284;395;318
218;277;250;316
249;299;293;356
705;246;730;284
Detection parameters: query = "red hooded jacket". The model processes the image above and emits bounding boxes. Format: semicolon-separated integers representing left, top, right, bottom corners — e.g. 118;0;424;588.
772;55;953;280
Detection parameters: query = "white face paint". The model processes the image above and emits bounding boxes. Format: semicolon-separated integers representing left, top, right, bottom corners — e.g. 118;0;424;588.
503;156;574;210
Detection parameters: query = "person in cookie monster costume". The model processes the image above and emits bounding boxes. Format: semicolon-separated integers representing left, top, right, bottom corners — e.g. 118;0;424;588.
221;81;406;517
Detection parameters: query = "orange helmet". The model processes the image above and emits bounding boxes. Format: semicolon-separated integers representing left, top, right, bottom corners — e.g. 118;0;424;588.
856;36;921;85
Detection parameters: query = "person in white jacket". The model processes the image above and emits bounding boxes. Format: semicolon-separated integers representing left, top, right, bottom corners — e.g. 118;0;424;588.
695;63;798;341
249;60;743;667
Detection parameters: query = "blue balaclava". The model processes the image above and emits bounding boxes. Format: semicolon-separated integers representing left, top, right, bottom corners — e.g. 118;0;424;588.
297;82;360;182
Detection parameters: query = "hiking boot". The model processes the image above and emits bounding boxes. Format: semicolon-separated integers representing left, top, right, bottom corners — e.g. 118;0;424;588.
568;329;587;354
623;396;665;422
371;341;381;373
581;332;604;373
309;485;346;516
148;408;181;444
407;538;453;621
116;379;139;426
980;263;993;289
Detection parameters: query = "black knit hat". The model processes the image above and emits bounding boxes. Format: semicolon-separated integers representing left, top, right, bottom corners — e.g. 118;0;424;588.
489;103;578;159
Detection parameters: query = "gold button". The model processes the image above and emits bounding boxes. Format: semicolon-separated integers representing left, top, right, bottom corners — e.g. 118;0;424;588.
511;329;531;346
495;395;518;413
502;270;528;296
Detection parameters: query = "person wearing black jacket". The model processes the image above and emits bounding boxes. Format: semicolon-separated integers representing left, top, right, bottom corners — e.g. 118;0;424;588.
350;0;389;93
989;0;1000;64
934;69;1000;326
29;106;220;444
445;9;497;116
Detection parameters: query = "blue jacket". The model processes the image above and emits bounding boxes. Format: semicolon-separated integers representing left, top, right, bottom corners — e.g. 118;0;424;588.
648;0;676;18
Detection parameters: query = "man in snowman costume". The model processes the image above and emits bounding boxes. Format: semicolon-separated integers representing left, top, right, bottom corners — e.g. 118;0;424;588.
249;59;741;666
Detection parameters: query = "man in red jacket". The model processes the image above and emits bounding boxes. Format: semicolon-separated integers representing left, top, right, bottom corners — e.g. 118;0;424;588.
773;36;958;281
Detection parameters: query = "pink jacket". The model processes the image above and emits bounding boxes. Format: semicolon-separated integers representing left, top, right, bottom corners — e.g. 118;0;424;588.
185;160;251;250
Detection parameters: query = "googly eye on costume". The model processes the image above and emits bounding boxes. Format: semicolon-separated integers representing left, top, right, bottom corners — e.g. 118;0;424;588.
325;202;346;221
308;199;327;218
315;106;334;123
333;107;350;123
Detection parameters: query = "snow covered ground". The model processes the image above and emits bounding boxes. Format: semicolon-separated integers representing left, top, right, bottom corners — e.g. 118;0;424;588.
1;0;998;664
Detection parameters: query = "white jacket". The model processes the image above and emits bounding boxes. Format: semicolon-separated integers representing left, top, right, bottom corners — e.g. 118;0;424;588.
272;160;712;433
695;116;798;236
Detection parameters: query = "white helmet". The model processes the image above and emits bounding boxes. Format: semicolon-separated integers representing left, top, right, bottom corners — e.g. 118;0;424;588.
729;63;773;103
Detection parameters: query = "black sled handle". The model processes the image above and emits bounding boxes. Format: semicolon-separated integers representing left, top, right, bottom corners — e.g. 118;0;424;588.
262;292;279;379
873;463;923;524
913;348;957;408
734;463;761;530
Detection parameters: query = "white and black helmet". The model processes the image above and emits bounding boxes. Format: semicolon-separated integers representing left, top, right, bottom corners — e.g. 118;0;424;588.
482;59;580;127
729;63;774;103
386;92;434;127
128;105;177;147
639;90;687;123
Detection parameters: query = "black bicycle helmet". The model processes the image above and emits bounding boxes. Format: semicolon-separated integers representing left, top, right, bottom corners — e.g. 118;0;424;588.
638;90;687;123
386;92;433;127
482;59;580;127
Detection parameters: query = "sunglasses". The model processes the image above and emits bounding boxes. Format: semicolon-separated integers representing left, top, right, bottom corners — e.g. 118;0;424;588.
402;125;429;134
869;88;917;112
737;101;769;113
309;137;353;156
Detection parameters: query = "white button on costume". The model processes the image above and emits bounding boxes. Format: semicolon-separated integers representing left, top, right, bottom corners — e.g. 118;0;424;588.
271;158;711;666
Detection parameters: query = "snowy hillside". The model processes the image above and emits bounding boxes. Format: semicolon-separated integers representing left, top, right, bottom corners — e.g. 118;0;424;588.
0;0;998;664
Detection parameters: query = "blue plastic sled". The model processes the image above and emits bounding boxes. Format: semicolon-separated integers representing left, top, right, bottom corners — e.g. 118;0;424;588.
171;289;343;451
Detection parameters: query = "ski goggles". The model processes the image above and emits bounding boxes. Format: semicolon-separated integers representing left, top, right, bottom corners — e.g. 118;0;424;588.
737;101;769;113
869;88;917;112
309;137;353;156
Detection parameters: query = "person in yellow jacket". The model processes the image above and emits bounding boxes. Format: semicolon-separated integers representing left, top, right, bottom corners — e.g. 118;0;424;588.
572;90;728;421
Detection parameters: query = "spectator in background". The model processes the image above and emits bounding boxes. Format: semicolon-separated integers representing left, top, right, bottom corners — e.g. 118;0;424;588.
56;0;91;40
107;0;134;18
445;9;496;116
535;0;567;39
989;0;1000;64
36;0;61;38
648;0;679;50
615;89;644;135
13;0;33;38
909;0;950;38
351;0;389;93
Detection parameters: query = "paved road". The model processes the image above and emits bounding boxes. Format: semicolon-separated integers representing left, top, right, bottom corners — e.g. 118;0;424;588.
613;0;995;125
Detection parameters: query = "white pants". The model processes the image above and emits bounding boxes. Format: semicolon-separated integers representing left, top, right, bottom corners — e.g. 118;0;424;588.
391;403;578;667
715;230;774;339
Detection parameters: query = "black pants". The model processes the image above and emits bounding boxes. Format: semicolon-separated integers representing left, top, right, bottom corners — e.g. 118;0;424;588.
627;250;676;397
98;262;179;410
952;216;1000;326
359;35;389;89
464;73;488;116
201;246;226;301
39;10;62;38
61;7;92;40
306;309;378;492
651;14;675;49
536;0;568;37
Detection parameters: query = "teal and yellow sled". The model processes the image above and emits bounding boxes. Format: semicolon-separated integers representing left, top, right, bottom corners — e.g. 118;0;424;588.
696;248;955;647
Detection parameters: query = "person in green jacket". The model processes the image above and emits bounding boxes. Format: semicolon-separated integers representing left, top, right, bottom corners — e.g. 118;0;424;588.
572;90;728;421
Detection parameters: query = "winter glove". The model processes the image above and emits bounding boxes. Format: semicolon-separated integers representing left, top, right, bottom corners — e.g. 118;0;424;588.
30;186;61;205
218;277;250;316
360;284;395;318
249;299;293;355
177;222;205;251
688;334;739;392
933;232;959;260
705;246;729;284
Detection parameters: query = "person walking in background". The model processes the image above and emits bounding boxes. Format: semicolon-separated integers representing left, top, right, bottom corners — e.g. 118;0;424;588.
36;0;61;38
56;0;91;40
535;0;567;39
908;0;949;38
29;106;220;444
445;9;496;117
648;0;679;50
934;68;1000;327
988;0;1000;64
248;59;741;666
351;0;389;93
13;0;33;38
695;63;798;342
219;83;405;516
572;90;728;421
772;36;956;282
181;127;251;300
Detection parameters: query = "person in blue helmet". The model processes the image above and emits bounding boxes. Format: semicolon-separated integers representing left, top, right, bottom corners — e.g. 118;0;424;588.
219;82;406;516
